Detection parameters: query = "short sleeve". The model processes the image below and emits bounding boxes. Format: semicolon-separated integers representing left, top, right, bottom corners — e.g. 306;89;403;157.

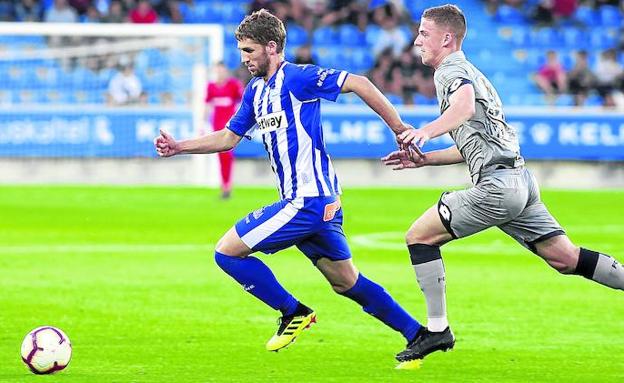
288;64;349;102
436;66;474;98
226;81;256;138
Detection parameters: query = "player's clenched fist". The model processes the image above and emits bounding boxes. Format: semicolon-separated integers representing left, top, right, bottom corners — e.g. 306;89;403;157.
154;129;180;157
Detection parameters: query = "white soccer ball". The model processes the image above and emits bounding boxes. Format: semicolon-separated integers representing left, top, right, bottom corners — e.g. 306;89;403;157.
21;326;72;374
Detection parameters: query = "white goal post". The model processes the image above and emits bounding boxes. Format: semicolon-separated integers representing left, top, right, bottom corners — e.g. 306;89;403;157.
0;22;226;186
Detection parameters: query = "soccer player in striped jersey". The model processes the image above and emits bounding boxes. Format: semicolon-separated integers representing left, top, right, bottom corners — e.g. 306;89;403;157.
155;9;424;362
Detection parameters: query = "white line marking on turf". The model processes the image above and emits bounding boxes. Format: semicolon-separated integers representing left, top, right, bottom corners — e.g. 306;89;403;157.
350;231;618;253
1;224;620;254
350;232;520;253
0;244;214;254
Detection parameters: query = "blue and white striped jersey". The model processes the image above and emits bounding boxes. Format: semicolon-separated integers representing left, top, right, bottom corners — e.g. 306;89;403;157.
227;61;349;200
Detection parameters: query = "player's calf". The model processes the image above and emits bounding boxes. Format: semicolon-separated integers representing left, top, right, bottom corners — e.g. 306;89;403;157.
574;248;624;290
408;244;449;332
338;273;422;342
536;235;624;290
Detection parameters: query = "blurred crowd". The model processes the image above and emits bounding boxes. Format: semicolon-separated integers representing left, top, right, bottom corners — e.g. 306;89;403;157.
1;0;623;107
255;0;434;104
486;0;624;24
0;0;435;105
534;48;624;106
250;0;371;32
0;0;175;23
486;0;624;107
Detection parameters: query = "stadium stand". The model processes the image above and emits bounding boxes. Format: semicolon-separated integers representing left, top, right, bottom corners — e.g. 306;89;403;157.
0;0;622;107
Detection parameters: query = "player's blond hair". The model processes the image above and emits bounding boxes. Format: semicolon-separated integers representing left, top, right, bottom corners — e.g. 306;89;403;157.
422;4;467;44
235;9;286;53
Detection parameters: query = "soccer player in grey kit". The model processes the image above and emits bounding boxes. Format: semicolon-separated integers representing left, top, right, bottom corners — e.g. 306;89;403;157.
382;4;624;363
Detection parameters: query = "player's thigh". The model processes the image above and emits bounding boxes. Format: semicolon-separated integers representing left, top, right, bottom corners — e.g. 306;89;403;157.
406;203;454;246
215;226;253;257
498;200;565;254
296;220;352;265
438;187;497;240
297;220;356;291
440;172;528;241
234;198;310;255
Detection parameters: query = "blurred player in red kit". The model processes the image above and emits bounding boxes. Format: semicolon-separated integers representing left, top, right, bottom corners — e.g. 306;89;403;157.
205;62;243;199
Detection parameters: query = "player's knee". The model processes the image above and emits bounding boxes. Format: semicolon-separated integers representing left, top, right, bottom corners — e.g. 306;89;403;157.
549;260;574;274
330;281;352;294
214;250;245;272
405;229;425;245
562;247;581;274
547;252;578;274
213;250;228;269
329;274;358;293
215;236;228;254
405;229;439;246
215;236;245;257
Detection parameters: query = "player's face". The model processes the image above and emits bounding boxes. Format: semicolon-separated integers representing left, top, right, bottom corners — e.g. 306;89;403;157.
414;18;447;68
238;38;270;78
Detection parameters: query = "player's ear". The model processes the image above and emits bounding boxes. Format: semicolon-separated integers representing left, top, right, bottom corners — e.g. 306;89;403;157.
442;33;452;47
266;41;277;55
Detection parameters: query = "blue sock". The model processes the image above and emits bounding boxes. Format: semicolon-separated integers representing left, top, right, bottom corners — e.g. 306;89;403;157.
214;251;299;316
340;273;421;341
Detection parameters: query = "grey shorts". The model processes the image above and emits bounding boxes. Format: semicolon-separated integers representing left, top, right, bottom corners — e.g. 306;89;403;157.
438;167;565;253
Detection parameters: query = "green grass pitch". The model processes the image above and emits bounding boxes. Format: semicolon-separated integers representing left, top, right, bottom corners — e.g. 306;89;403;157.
0;186;622;382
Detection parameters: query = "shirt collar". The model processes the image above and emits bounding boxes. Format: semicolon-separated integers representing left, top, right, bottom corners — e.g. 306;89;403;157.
440;51;465;66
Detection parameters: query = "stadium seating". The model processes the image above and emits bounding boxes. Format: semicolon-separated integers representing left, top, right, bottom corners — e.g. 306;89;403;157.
495;5;527;25
338;24;366;47
0;0;622;107
286;24;308;46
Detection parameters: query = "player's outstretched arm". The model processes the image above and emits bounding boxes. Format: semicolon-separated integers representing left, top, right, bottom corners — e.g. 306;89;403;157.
382;146;463;170
154;128;242;157
341;74;409;136
399;83;475;148
424;145;464;166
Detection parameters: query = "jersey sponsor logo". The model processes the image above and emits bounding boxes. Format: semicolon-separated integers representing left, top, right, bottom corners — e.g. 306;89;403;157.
448;78;472;95
245;207;265;224
252;207;265;220
316;68;336;87
437;192;457;239
323;198;341;222
439;203;451;222
256;111;287;134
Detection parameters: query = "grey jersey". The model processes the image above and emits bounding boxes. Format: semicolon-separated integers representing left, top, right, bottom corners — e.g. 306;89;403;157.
434;51;524;184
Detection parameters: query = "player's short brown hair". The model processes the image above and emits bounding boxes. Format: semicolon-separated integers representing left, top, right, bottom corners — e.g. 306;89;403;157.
422;4;467;44
235;9;286;53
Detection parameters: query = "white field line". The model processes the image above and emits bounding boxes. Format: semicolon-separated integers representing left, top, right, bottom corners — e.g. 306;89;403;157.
0;224;620;254
350;228;621;253
0;244;214;254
